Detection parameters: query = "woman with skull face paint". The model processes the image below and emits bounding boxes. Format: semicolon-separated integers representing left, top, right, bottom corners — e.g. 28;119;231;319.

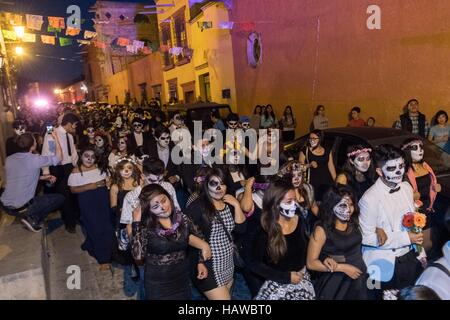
299;130;336;202
79;125;96;150
336;145;376;200
402;138;441;251
184;167;246;300
131;184;211;300
68;147;114;270
93;131;112;174
248;179;315;300
108;136;135;171
278;161;318;238
307;186;367;300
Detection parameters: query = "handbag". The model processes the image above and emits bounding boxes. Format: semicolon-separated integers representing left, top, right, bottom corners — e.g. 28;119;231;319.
216;213;246;268
255;271;315;300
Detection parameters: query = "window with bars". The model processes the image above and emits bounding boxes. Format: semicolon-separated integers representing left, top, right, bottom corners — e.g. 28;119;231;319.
161;22;174;67
174;13;187;49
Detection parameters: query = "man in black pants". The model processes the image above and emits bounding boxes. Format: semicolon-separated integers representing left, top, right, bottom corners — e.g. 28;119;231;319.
42;113;80;233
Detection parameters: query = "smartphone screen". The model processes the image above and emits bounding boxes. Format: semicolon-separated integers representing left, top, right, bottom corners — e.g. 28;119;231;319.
46;125;53;134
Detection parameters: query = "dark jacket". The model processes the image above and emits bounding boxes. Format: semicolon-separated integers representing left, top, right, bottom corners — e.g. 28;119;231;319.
399;112;426;137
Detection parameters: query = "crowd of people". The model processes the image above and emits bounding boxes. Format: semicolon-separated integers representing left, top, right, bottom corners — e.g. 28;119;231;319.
0;98;449;301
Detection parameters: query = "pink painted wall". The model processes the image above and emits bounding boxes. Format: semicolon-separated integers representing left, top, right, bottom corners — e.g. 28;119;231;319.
230;0;450;136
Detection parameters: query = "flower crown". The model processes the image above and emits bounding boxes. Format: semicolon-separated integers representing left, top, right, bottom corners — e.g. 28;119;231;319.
194;176;206;183
347;148;372;158
114;156;137;167
401;140;422;150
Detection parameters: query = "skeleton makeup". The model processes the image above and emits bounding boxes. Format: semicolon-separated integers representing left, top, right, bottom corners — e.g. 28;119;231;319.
207;176;226;200
14;125;26;136
120;162;134;179
157;133;170;149
408;141;424;163
351;152;371;173
145;174;163;185
241;122;251;131
94;136;105;148
279;201;299;218
333;196;352;222
149;194;172;218
381;157;405;186
173;114;183;126
227;121;239;130
86;127;95;139
136;154;149;166
81;150;96;168
133;122;143;133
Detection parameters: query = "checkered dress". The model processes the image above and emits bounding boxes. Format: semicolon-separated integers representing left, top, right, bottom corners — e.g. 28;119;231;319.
210;205;235;287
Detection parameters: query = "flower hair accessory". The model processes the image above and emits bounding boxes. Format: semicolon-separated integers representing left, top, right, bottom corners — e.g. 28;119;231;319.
115;156;137;167
194;176;206;184
401;140;423;150
347;148;372;158
253;182;270;190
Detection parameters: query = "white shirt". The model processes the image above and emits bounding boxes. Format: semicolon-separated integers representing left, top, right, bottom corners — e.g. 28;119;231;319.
68;169;107;187
120;181;181;225
42;126;78;174
134;132;143;147
359;178;414;281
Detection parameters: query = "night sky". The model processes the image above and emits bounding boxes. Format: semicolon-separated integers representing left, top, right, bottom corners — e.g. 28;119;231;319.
0;0;155;84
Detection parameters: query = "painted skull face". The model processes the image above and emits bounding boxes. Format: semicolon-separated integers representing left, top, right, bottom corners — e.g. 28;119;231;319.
120;163;134;179
118;138;127;152
228;121;238;129
241;122;251;130
149;194;172;218
352;152;371;173
381;157;405;185
137;154;149;166
207;176;226;200
173;114;183;126
157;133;170;148
133;122;143;133
333;196;353;222
87;127;95;139
14;125;26;136
81;150;96;168
145;174;163;185
279;190;298;218
95;136;105;148
409;141;424;163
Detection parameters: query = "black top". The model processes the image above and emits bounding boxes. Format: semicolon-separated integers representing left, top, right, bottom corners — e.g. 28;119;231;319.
303;146;334;200
248;216;308;284
339;171;374;201
320;226;366;272
416;173;432;210
5;137;19;157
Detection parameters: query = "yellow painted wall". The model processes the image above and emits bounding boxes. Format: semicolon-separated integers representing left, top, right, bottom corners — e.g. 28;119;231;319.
128;53;165;101
105;69;130;105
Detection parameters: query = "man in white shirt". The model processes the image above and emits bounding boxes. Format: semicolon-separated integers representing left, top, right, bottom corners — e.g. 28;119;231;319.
359;144;424;299
42;113;80;233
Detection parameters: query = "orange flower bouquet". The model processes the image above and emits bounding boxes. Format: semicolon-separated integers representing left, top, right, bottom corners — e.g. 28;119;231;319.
402;212;427;253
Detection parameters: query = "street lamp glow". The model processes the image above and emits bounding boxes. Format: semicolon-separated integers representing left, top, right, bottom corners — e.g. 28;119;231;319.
54;88;61;94
15;46;24;56
13;26;25;39
34;99;48;108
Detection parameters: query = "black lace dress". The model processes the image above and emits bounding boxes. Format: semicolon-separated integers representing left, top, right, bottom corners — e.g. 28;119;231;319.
132;213;203;300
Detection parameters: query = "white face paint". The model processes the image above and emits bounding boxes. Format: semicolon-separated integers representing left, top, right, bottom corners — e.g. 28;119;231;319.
309;135;319;148
333;196;353;222
149;194;172;218
87;128;95;139
81;151;96;168
173;115;183;126
136;154;149;166
409;142;424;163
95;136;105;148
241;122;250;130
14;126;26;136
118;138;127;152
133;122;143;133
381;157;405;185
157;133;170;148
228;121;238;129
120;163;134;179
352;152;371;173
279;201;299;218
207;176;226;200
145;174;163;185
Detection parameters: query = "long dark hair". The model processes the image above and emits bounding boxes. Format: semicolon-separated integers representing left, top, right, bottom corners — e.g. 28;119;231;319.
264;104;275;120
199;166;228;224
253;105;262;115
139;184;185;238
401;137;425;170
261;179;294;264
341;144;376;185
317;186;359;236
112;158;141;191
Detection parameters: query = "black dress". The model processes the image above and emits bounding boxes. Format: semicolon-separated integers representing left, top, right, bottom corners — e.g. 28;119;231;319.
416;174;432;229
314;227;367;300
304;147;334;201
339;171;374;201
135;214;202;300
